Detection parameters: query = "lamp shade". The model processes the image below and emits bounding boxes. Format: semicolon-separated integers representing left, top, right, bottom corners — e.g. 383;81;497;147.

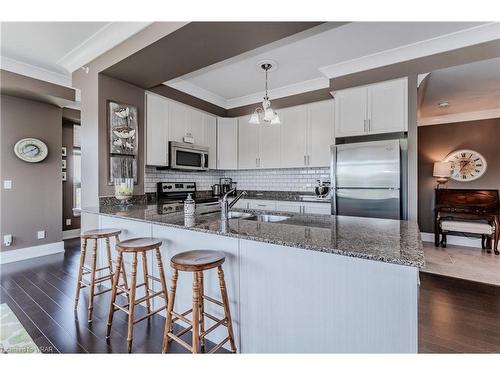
433;161;452;177
249;111;260;124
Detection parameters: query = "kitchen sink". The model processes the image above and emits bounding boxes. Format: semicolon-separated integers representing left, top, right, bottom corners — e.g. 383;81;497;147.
227;211;254;219
243;214;290;223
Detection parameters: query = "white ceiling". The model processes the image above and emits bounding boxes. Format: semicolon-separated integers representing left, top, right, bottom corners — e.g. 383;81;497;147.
419;57;500;125
165;22;499;109
0;22;151;86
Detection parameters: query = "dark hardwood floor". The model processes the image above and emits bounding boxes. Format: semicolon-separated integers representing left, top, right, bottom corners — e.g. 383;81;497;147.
2;239;500;353
0;238;225;354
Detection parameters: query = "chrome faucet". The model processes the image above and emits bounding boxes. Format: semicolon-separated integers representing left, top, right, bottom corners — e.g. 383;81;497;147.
221;189;247;220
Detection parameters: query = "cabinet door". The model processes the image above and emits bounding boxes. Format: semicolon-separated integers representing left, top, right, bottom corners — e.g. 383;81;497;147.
202;114;217;169
276;201;302;213
217;118;238;170
307;100;334;167
168;100;189;142
280;106;307;168
145;93;169;166
248;200;277;211
302;203;331;215
259;123;281;169
238;116;259;169
187;109;205;145
334;86;367;137
368;78;408;134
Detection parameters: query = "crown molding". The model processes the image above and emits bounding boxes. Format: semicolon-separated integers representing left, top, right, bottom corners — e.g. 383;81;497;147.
319;22;500;78
1;56;72;87
166;80;228;109
166;76;329;109
56;22;152;73
418;108;500;126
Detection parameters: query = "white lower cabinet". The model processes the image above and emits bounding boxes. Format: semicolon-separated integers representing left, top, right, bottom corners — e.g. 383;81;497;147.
276;201;302;213
302;202;331;215
247;200;277;211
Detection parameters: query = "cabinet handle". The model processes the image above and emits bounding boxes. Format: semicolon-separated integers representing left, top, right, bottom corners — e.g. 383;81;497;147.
256;158;258;167
307;155;310;166
363;119;367;132
368;119;371;132
304;155;307;166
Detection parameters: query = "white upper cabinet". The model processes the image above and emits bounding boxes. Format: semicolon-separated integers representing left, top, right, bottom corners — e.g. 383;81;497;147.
368;78;408;134
202;114;217;169
146;94;218;168
334;77;408;137
217;118;238;170
259;122;281;169
145;92;169;166
307;100;334;167
280;105;308;168
238;116;260;169
334;86;367;137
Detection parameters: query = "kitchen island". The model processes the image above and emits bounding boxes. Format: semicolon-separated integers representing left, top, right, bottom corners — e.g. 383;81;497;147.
79;203;424;353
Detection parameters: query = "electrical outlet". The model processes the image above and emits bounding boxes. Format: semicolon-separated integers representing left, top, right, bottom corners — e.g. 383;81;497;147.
3;180;12;189
3;234;13;246
65;218;72;226
37;230;46;239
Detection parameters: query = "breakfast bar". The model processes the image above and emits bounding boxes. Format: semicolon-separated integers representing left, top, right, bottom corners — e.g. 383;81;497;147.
79;203;424;353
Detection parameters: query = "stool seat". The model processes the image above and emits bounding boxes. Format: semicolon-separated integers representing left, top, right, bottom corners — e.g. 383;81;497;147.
171;250;225;271
116;237;163;252
81;228;121;239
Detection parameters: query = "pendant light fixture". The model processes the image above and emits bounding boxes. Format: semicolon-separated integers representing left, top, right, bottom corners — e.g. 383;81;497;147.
249;62;281;125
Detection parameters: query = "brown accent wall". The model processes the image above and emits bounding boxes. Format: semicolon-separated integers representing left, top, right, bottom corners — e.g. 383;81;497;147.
98;74;145;197
417;118;500;233
1;95;62;251
62;121;81;231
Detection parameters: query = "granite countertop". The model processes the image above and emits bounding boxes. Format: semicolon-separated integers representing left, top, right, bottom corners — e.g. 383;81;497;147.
79;204;424;268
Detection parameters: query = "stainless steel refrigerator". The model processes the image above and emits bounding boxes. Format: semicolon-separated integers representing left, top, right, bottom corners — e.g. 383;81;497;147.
330;139;407;220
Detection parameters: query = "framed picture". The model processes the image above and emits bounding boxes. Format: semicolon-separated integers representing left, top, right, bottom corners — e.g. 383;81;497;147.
108;101;138;156
62;171;67;181
62;159;66;169
108;155;137;185
61;147;67;157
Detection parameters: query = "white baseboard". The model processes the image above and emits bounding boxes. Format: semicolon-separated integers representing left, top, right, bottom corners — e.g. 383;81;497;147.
63;229;81;240
0;241;65;264
421;232;482;248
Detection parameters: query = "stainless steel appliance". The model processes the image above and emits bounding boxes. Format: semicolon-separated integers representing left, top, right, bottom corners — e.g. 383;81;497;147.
211;184;222;197
157;182;219;214
330;139;407;220
219;177;235;196
169;141;209;171
314;180;331;198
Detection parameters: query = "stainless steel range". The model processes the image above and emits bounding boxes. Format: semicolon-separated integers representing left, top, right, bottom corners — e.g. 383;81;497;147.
156;182;219;215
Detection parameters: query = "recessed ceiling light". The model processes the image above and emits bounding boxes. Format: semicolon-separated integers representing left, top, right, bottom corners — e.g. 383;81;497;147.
438;101;450;108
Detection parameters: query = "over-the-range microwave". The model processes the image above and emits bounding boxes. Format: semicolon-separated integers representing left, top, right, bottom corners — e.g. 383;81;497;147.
169;141;209;171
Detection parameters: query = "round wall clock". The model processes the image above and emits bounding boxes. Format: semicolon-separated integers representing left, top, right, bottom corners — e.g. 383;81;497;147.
14;138;49;163
445;149;487;182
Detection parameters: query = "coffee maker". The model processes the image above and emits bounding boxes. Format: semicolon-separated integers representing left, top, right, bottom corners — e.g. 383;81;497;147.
220;177;236;196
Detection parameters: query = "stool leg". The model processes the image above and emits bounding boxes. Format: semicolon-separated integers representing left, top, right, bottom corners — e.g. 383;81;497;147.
115;235;129;290
127;253;138;353
494;217;500;255
198;272;205;352
155;249;169;311
162;269;178;354
191;272;201;354
105;237;114;278
218;266;236;353
87;239;98;322
107;251;123;338
141;252;152;315
74;238;88;310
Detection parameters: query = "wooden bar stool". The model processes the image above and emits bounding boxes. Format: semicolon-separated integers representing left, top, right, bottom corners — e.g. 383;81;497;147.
106;237;169;353
75;228;125;322
162;250;237;354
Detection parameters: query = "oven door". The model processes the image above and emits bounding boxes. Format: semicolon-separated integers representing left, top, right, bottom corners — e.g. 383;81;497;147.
170;142;209;171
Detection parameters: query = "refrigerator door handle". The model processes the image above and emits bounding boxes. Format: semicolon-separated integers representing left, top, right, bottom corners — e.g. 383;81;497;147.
330;144;337;215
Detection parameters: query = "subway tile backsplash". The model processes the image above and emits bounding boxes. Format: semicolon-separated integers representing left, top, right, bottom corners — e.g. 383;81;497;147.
144;166;330;193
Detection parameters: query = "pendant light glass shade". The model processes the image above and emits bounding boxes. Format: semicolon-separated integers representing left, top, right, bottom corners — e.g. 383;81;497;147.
270;114;281;124
249;111;260;124
249;63;279;125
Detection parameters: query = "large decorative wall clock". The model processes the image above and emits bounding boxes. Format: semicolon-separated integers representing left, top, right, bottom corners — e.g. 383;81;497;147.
14;138;48;163
445;149;487;182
